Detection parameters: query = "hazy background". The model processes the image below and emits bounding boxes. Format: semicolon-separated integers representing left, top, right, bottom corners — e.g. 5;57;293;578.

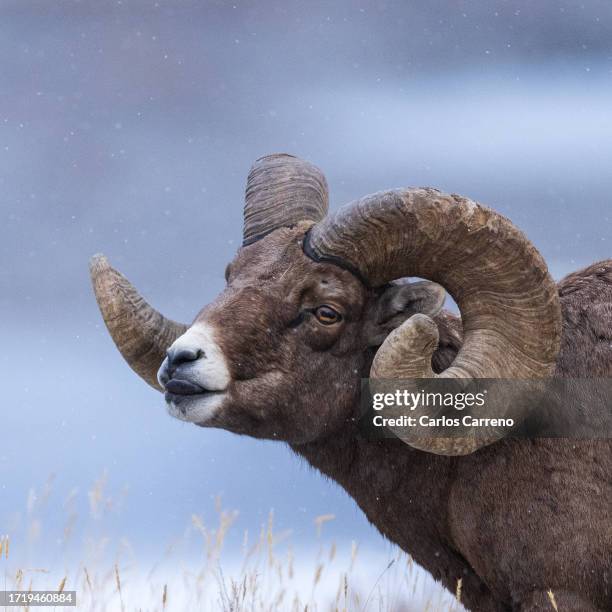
1;0;611;576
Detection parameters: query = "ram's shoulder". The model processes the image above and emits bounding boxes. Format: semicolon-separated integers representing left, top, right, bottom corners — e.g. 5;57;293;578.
556;260;612;377
558;260;612;299
558;260;612;333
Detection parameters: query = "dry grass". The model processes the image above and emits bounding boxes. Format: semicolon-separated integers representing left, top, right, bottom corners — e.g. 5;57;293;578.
0;474;466;611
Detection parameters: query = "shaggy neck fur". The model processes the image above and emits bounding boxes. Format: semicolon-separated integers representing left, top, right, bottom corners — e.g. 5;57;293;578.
291;311;501;611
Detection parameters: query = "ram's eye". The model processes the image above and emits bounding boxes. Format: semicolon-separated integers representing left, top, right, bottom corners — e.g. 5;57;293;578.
314;305;342;325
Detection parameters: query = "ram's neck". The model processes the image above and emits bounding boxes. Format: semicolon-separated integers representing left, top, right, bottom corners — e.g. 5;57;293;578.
291;426;462;586
289;310;467;589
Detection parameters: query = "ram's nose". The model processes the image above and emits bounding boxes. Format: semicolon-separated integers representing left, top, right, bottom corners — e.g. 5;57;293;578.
157;345;204;388
157;322;231;394
167;346;203;371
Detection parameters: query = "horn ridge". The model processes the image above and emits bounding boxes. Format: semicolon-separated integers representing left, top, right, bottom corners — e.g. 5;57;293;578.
243;153;329;246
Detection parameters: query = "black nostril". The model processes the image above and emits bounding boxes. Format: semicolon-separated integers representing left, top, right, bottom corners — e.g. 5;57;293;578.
166;347;204;370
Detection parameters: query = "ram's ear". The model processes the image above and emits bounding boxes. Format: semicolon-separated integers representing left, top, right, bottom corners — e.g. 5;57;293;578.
365;280;446;346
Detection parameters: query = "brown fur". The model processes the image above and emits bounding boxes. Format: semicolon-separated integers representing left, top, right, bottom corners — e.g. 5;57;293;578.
190;228;611;612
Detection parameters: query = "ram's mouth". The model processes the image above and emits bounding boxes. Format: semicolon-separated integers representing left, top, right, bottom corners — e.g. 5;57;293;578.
163;378;227;422
164;389;225;403
163;378;208;395
163;379;226;401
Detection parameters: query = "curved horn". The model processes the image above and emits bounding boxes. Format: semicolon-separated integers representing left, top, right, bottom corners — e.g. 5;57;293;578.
243;153;329;246
306;188;562;454
90;254;188;390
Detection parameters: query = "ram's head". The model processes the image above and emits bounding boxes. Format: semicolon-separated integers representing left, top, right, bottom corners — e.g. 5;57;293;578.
91;154;561;453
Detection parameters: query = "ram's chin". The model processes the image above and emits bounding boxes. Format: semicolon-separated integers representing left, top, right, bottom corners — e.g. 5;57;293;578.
165;392;226;424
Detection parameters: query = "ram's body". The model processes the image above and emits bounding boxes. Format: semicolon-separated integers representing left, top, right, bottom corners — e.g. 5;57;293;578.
91;155;612;611
296;261;612;612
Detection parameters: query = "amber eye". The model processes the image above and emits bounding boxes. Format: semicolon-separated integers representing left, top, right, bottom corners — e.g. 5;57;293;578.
314;305;342;325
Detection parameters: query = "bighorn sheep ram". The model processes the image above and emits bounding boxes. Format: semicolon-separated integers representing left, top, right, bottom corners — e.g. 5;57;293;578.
91;154;612;611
